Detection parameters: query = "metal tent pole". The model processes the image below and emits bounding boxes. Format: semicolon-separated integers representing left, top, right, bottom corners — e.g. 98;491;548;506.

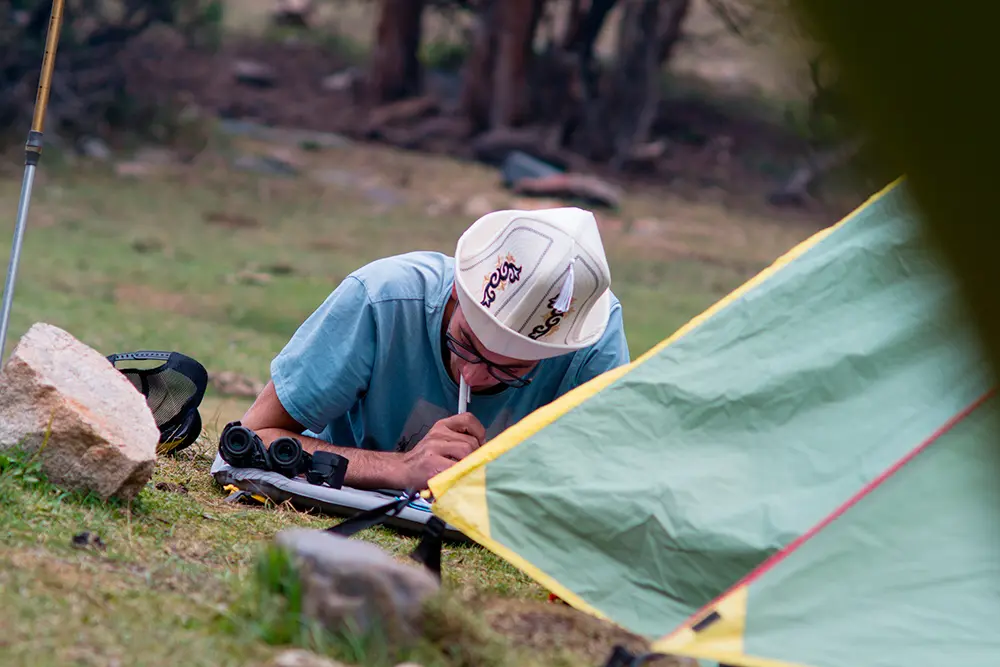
0;0;67;360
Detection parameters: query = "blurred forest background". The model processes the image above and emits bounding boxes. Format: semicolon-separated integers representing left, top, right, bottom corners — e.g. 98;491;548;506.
0;0;880;215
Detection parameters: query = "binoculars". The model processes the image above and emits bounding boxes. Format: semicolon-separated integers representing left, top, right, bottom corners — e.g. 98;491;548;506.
218;421;348;489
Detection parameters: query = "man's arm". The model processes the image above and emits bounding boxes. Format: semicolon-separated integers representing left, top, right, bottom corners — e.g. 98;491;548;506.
247;274;486;489
241;380;487;490
241;380;409;489
251;274;408;486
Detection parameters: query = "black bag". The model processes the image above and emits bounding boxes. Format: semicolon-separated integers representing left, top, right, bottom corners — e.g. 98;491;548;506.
106;350;208;455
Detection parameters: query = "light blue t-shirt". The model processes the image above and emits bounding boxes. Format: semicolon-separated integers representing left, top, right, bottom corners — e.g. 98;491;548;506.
270;251;630;452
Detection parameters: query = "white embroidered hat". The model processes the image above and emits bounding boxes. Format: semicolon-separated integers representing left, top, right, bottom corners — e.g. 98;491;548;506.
453;206;612;361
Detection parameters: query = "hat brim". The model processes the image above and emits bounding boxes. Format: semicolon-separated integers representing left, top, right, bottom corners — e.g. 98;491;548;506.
455;276;611;361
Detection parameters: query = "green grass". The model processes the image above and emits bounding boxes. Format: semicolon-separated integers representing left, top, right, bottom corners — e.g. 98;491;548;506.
0;441;547;667
0;124;823;666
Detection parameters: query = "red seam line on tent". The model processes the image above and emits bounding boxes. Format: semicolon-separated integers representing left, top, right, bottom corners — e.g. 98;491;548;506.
678;386;995;629
746;386;994;583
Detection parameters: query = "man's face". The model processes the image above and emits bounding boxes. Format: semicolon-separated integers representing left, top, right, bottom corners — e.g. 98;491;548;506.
446;305;538;392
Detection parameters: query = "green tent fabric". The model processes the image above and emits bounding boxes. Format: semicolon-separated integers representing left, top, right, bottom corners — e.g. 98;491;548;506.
655;389;1000;666
429;179;997;658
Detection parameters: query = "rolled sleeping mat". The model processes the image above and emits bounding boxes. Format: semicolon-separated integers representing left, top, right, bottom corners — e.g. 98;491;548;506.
210;452;467;542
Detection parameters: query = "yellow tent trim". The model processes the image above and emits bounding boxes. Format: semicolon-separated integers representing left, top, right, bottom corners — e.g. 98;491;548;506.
653;586;749;659
652;587;805;667
428;177;903;626
430;466;489;539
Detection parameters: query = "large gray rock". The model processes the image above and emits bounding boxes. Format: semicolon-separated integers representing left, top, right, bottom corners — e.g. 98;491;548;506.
274;529;440;645
0;322;159;500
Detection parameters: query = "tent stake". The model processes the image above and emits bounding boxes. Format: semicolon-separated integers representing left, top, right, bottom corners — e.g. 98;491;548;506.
0;0;67;360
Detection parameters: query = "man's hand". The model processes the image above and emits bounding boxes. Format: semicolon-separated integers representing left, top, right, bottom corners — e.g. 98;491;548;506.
242;381;487;490
397;413;486;490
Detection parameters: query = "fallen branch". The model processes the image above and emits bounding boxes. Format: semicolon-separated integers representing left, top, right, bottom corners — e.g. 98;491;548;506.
512;172;623;209
471;126;575;169
364;95;440;136
377;115;473;150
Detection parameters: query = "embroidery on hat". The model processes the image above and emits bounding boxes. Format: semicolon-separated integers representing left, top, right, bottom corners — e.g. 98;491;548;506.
529;295;575;340
480;253;522;308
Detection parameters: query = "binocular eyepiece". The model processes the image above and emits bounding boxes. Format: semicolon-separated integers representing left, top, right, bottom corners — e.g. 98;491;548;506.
218;421;349;489
269;435;308;477
218;422;271;470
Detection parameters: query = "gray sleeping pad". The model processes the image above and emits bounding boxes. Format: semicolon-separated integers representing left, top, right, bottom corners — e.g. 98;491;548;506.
210;453;467;541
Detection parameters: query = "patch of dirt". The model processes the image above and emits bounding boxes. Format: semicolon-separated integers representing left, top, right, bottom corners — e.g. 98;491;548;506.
155;481;189;494
5;545;207;602
113;284;209;318
122;31;360;138
4;548;122;593
5;534;222;596
482;597;690;666
208;370;265;398
203;210;262;229
165;539;218;567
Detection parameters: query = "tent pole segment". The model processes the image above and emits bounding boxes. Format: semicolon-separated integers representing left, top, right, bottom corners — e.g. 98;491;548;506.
0;0;67;360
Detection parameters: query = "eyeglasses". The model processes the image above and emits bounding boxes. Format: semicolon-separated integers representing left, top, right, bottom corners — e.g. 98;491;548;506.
445;330;534;388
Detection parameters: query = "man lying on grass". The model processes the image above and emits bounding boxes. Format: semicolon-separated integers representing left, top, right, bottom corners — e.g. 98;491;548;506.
241;206;630;490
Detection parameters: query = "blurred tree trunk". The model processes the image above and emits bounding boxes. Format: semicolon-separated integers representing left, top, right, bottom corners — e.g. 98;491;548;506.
562;0;586;48
615;0;690;169
459;0;546;132
367;0;427;104
563;0;618;57
491;0;545;128
656;0;691;65
457;0;497;132
571;0;690;166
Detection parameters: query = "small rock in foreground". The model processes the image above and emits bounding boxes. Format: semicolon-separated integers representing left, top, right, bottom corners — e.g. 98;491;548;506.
0;322;159;500
274;528;440;645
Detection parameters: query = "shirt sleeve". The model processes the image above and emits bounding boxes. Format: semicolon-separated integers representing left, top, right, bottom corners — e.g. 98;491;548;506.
572;299;631;387
269;275;377;434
